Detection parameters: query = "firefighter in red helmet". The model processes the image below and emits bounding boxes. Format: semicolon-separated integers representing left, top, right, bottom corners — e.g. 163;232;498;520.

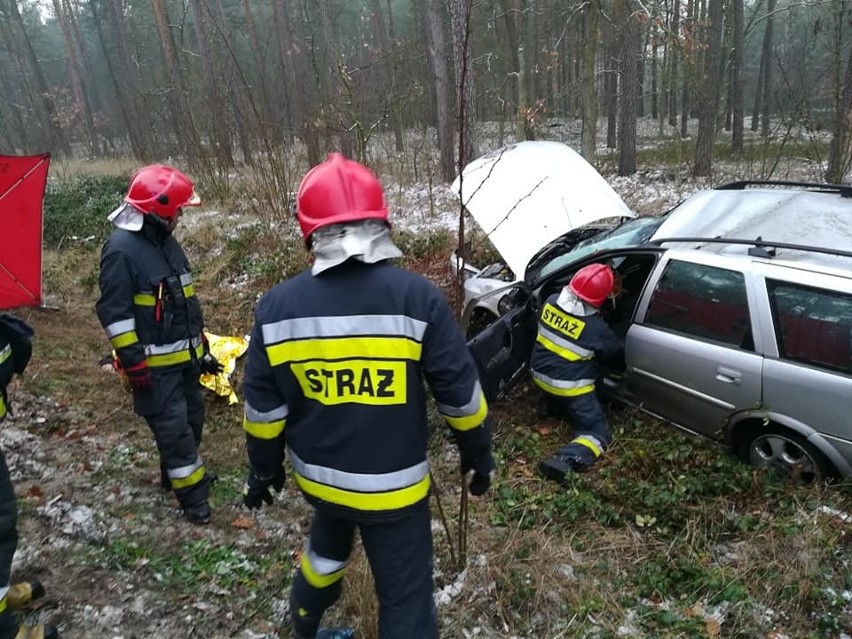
241;154;494;639
96;165;222;525
531;263;625;482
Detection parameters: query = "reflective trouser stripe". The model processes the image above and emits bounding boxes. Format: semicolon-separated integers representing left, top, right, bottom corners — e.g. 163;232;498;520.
573;435;603;458
0;345;10;365
294;471;430;512
437;382;489;431
168;456;206;489
531;371;595;397
0;586;8;613
300;546;348;589
0;394;5;421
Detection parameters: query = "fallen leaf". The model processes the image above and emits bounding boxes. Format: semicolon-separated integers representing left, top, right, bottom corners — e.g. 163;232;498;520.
26;485;43;499
231;516;254;529
705;619;720;638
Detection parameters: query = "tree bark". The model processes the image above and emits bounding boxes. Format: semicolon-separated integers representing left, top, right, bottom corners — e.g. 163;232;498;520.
580;0;599;161
693;0;724;175
449;0;477;166
680;0;694;138
668;0;680;127
759;0;775;138
427;0;456;181
3;0;71;156
826;44;852;183
368;0;404;151
618;0;641;175
731;0;744;152
53;0;99;156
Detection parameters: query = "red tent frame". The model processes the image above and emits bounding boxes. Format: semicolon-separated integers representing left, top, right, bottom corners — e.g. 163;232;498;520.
0;153;50;309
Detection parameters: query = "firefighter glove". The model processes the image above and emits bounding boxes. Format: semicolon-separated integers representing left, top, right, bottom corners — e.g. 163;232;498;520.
467;470;493;496
461;451;495;496
124;361;152;392
200;353;224;375
243;466;285;510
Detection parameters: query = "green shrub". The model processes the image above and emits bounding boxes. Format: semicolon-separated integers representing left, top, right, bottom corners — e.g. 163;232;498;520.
44;174;128;248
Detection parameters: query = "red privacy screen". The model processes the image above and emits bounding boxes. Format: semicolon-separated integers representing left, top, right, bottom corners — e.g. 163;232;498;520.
0;154;50;309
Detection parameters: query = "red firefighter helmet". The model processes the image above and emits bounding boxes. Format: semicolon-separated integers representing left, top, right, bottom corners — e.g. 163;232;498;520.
569;263;615;307
296;153;388;240
124;164;201;220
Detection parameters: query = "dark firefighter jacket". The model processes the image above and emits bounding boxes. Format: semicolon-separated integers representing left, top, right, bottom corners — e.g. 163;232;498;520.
95;220;205;371
529;292;624;397
0;315;34;421
242;260;492;521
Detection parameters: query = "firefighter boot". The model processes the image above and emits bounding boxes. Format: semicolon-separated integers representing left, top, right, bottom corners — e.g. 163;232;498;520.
538;453;585;484
14;624;59;639
7;581;45;609
183;501;211;525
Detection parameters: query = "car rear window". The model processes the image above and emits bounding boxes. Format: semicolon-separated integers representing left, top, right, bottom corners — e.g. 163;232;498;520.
767;279;852;373
645;260;753;349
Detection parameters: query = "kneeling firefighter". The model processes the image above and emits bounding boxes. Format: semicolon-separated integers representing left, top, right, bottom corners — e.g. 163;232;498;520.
240;153;495;639
0;314;59;639
96;165;223;525
531;263;625;482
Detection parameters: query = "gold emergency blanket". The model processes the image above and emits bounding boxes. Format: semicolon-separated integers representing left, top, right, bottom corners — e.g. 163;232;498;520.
200;332;249;404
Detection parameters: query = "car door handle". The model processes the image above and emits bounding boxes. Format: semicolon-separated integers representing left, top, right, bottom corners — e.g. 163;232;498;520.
715;366;742;385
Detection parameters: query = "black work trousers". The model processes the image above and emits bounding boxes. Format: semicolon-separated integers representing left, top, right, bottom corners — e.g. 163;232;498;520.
0;449;19;639
547;390;612;466
133;364;210;508
291;500;438;639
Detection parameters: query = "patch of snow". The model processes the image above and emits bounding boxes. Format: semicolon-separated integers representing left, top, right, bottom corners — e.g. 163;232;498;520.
435;567;468;606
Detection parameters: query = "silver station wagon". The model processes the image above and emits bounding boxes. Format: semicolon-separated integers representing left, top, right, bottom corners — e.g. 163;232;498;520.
469;181;852;481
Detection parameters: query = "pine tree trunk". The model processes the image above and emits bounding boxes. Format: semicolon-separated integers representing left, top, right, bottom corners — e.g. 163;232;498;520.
580;0;599;161
427;0;456;181
368;0;404;151
826;45;852;183
693;0;724;175
731;0;744;151
759;0;775;138
618;0;641;175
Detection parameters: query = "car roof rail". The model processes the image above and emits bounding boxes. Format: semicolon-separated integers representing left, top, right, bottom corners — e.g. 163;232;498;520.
715;180;852;198
651;236;852;260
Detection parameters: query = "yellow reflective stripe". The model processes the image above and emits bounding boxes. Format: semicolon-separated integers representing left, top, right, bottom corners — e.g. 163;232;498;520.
0;394;5;421
532;377;595;397
147;343;205;367
110;331;139;349
183;284;195;298
0;345;11;365
0;593;6;614
293;472;431;511
573;436;602;458
535;334;592;362
443;394;489;431
133;293;156;306
266;337;421;366
170;464;206;489
243;417;286;439
300;553;346;589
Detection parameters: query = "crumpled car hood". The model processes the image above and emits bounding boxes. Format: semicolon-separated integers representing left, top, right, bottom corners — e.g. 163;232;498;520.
451;141;634;280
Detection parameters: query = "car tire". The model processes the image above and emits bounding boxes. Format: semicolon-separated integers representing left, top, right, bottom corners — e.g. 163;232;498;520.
733;422;836;482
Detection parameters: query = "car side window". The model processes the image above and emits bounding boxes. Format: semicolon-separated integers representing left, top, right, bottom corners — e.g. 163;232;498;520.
767;279;852;374
645;260;753;350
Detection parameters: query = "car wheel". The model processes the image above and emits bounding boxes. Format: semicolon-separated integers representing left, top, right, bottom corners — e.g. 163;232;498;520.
734;422;835;482
466;309;499;340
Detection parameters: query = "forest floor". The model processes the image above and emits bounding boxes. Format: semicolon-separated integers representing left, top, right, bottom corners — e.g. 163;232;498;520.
4;121;852;638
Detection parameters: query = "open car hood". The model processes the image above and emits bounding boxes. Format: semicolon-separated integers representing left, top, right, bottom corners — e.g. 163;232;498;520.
451;141;634;281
